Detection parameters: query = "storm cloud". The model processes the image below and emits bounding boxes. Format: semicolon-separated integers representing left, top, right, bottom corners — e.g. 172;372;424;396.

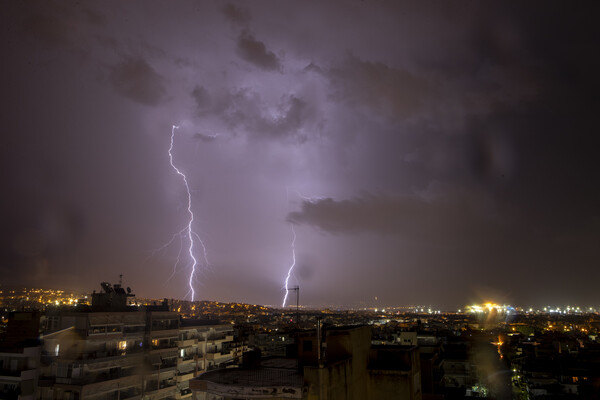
2;1;599;308
109;57;167;106
236;31;281;71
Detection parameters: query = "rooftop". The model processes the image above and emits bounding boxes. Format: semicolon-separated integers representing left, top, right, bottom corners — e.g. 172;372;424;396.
194;366;304;388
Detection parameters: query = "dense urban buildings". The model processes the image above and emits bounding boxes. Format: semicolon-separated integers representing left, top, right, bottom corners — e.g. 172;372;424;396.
1;284;600;399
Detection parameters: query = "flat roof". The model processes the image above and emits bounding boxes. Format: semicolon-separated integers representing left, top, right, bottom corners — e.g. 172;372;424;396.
194;367;304;388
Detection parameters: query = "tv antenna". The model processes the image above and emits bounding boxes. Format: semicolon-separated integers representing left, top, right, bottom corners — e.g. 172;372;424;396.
286;286;300;325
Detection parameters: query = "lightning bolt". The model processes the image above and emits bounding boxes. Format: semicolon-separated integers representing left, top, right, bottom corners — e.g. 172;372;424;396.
281;189;325;307
282;224;297;308
167;125;208;302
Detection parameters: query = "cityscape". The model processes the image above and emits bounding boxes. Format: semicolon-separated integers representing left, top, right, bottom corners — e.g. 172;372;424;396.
2;1;600;399
1;282;600;399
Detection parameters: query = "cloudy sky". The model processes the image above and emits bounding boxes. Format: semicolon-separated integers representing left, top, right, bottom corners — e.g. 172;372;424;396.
2;1;599;308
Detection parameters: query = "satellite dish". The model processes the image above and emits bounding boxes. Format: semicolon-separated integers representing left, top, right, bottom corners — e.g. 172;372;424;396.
127;287;132;294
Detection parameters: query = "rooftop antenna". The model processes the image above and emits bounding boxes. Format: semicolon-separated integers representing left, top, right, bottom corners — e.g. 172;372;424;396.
286;286;300;326
119;274;123;286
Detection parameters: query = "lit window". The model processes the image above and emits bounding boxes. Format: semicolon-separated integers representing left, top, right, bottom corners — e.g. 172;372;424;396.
55;344;60;356
118;341;127;350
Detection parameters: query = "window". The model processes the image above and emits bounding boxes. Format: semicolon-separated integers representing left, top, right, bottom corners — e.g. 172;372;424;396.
303;340;313;352
56;363;72;378
90;326;106;335
118;341;127;350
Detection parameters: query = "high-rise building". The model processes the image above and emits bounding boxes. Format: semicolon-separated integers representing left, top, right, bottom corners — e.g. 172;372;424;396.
39;282;179;400
36;281;242;400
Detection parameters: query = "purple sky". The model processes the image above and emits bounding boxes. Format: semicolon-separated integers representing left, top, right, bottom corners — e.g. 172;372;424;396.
2;2;599;308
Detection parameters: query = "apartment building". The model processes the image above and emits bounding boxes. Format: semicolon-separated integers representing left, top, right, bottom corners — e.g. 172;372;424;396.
35;282;242;400
175;320;238;399
0;311;41;400
39;282;179;400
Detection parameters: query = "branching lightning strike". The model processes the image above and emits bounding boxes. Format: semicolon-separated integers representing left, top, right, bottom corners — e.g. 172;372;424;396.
167;125;208;302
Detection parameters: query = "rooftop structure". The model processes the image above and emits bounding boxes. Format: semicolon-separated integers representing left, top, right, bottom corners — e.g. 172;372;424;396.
190;324;422;400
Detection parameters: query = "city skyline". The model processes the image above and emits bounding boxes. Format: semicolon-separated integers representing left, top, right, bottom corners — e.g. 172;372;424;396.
2;283;600;313
2;2;599;309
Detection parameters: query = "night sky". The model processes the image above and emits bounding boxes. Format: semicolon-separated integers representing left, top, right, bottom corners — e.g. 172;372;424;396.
2;2;599;308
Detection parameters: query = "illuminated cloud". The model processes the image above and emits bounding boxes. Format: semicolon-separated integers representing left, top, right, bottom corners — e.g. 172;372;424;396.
2;1;600;307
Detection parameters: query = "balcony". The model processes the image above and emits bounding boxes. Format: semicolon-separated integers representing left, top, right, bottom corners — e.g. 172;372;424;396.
72;349;145;363
149;360;178;376
107;388;141;400
204;350;233;362
55;368;139;386
176;372;194;383
150;328;179;340
205;334;233;344
149;347;179;359
176;338;197;347
177;353;198;365
41;353;57;366
176;388;193;399
122;326;145;336
0;368;36;381
144;381;177;397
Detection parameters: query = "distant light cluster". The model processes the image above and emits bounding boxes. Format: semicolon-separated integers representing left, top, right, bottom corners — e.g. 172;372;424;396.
466;302;598;315
0;288;88;311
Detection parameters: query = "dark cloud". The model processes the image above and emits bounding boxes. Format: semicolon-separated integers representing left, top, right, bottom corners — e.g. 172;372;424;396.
191;85;211;111
303;63;322;74
236;31;281;71
21;12;73;47
10;1;109;63
3;1;600;307
327;54;429;122
108;57;167;106
287;191;498;241
222;3;250;25
81;7;106;26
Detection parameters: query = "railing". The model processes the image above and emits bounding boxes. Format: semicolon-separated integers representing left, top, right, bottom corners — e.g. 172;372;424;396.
206;334;234;342
151;342;178;350
181;353;197;361
176;338;197;347
149;360;178;372
145;380;177;394
41;353;57;365
176;372;194;383
119;388;142;400
122;326;146;335
55;368;139;385
104;388;141;400
74;348;145;361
